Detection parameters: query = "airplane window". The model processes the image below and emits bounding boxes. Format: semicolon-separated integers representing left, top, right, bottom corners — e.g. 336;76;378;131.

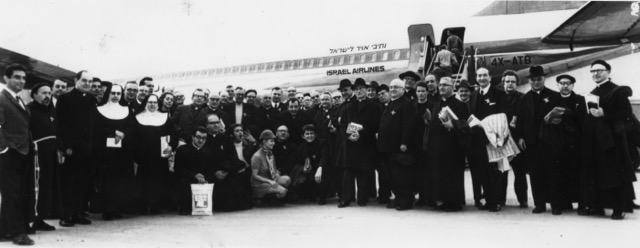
308;59;314;68
224;68;230;74
187;72;193;77
279;62;285;70
207;69;213;76
338;56;345;65
298;60;304;69
216;68;223;75
349;55;355;64
360;55;366;63
328;58;334;66
382;52;389;61
180;72;186;78
371;53;377;62
318;58;324;67
394;50;400;60
288;61;294;70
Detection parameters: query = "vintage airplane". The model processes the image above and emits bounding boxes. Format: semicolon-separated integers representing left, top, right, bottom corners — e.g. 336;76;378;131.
110;1;640;99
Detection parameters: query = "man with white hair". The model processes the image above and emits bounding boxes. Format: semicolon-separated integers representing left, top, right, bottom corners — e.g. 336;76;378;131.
377;79;417;210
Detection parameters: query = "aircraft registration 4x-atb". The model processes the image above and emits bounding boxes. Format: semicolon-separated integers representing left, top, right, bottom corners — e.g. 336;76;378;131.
112;1;640;96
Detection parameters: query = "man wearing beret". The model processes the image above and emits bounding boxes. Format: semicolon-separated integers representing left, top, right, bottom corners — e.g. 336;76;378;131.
555;74;587;212
516;65;566;215
498;70;528;208
399;70;420;101
579;60;637;220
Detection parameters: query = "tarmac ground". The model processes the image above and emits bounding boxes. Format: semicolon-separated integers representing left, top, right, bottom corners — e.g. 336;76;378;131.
19;170;640;248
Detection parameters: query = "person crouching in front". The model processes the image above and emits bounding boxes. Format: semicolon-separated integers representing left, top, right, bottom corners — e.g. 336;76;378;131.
251;130;291;206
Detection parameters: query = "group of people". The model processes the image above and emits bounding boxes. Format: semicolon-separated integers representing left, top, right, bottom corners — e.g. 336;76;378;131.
0;58;637;246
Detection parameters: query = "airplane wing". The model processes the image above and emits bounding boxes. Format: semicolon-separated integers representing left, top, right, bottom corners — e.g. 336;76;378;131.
542;1;640;45
0;46;75;88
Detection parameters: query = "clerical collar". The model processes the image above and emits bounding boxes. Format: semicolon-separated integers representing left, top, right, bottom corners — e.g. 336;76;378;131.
192;143;203;150
208;106;218;111
561;92;572;98
460;98;469;103
596;79;610;87
533;89;542;94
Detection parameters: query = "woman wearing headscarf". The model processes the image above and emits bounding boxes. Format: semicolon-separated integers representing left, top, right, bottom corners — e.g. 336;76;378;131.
251;130;291;205
133;94;178;214
94;84;134;220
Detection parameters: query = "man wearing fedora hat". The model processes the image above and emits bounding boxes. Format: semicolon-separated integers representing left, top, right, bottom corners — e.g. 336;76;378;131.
399;70;420;101
578;60;637;220
337;79;381;208
516;65;566;215
499;70;528;208
467;67;507;212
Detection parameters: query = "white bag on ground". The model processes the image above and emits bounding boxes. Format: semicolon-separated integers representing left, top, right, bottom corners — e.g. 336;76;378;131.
191;183;214;215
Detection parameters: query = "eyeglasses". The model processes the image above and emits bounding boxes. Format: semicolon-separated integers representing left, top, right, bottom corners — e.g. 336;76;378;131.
590;69;606;74
440;84;454;87
111;92;122;96
147;101;158;104
175;95;185;99
194;135;207;140
209;98;220;102
277;130;288;133
558;81;573;86
126;88;138;92
207;121;221;124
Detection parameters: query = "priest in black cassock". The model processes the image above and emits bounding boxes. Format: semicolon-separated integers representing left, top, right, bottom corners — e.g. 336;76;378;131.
27;83;60;231
174;126;216;215
424;77;470;211
579;60;637;220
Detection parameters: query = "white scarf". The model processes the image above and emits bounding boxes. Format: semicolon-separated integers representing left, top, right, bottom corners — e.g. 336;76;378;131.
98;101;129;120
136;110;168;126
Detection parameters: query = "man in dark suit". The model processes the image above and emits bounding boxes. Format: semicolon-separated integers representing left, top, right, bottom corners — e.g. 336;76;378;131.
276;99;312;145
201;93;230;129
468;67;507;212
172;88;208;143
270;87;288;113
0;64;35;245
499;70;528;208
337;79;381;208
223;87;258;138
56;70;97;227
255;93;279;133
378;79;417;210
515;65;565;215
119;81;140;113
399;70;420;101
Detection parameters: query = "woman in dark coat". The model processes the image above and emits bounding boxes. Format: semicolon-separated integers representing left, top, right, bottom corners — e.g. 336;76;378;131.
94;84;135;220
133;94;177;214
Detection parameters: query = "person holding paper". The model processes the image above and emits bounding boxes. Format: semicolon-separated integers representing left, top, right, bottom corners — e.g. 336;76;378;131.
556;74;587;212
467;67;507;212
579;60;637;220
337;79;381;208
515;65;565;215
133;94;177;215
424;77;470;211
95;84;134;220
174;127;216;215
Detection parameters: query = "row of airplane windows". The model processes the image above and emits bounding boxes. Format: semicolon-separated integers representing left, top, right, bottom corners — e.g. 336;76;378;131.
150;49;410;81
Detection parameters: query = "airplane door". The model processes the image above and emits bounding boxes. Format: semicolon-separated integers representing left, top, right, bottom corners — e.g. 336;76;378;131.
407;24;435;76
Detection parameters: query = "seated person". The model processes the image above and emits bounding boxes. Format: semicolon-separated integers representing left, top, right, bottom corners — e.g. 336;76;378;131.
174;127;215;215
251;130;292;204
211;124;255;212
289;124;323;203
273;125;297;175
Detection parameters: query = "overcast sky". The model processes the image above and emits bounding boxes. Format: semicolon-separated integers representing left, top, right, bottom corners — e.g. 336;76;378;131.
0;0;489;79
